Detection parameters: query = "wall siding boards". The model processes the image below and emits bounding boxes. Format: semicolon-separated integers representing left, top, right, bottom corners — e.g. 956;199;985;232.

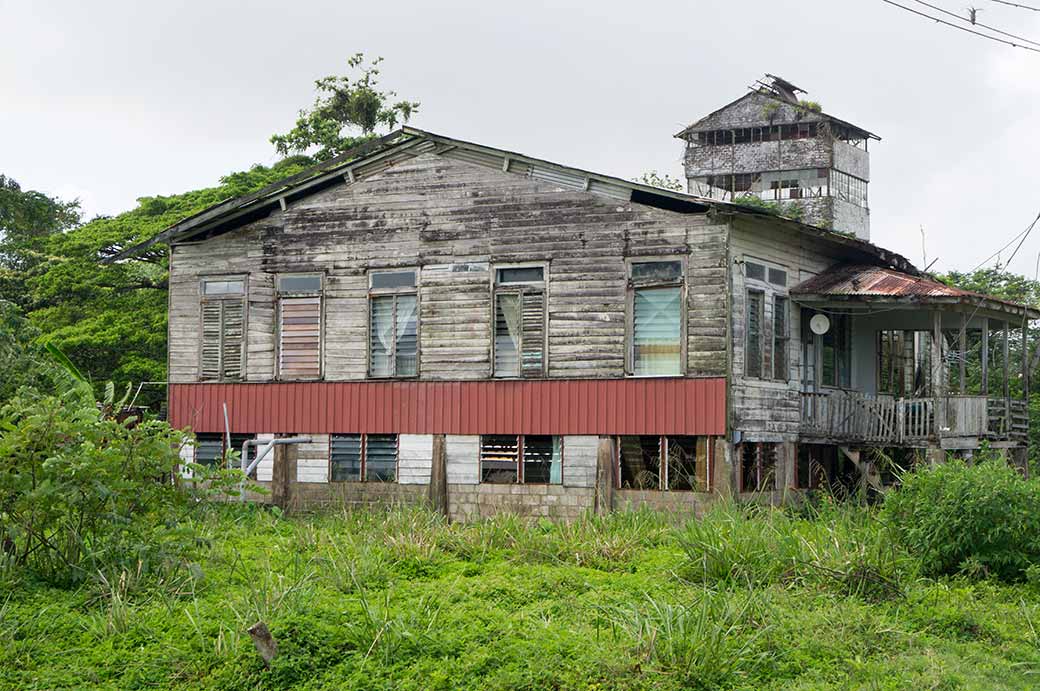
728;217;848;441
168;153;729;386
398;434;433;485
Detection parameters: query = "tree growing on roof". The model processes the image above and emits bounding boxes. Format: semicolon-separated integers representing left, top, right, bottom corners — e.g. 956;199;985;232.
270;54;420;162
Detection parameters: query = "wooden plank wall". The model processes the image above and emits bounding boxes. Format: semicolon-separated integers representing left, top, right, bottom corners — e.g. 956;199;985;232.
728;216;849;441
169;153;729;384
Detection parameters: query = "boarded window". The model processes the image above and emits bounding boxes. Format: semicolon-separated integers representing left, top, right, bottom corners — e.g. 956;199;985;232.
278;279;322;379
330;433;398;482
369;292;418;377
200;281;245;381
479;435;562;484
745;290;764;378
773;296;788;381
494;267;546;378
740;442;778;492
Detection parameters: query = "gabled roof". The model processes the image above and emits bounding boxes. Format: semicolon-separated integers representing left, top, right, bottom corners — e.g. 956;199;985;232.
792;264;1040;319
673;89;880;142
109;126;911;273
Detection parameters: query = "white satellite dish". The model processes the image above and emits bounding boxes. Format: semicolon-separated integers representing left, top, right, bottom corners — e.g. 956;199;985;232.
809;313;831;335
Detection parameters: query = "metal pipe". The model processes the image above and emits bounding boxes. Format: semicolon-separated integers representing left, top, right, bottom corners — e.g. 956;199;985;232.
239;437;312;501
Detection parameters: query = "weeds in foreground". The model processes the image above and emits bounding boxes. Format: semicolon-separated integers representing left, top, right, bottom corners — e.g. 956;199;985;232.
607;592;772;687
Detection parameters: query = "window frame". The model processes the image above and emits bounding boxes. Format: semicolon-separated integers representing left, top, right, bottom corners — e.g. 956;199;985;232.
625;257;688;378
490;261;549;379
328;433;400;483
367;268;420;379
479;434;564;485
276;272;325;381
614;435;713;492
198;274;248;382
193;432;256;471
741;257;790;382
739;441;779;493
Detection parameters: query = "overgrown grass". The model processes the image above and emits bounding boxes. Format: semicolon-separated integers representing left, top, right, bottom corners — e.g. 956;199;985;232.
2;501;1039;690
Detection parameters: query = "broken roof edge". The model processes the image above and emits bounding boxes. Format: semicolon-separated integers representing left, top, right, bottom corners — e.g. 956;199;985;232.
108;124;912;276
673;89;881;142
790;264;1040;319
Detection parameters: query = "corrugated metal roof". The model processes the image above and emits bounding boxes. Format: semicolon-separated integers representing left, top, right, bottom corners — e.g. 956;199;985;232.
791;264;1038;316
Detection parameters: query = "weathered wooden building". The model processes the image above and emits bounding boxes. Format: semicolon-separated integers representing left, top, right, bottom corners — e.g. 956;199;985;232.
119;93;1035;517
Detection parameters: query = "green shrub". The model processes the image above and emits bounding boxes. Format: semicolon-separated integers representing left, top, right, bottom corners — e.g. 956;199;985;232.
881;454;1040;580
0;388;204;585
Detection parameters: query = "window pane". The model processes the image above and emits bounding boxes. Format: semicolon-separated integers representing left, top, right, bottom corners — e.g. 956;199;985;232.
496;267;544;284
768;267;787;287
365;435;398;482
523;436;561;485
494;293;521;377
666;436;706;491
745;262;765;282
773;296;788;381
195;434;225;468
369;296;394;376
745;291;764;378
631;261;682;283
633;287;681;376
279;296;321;379
331;435;362;481
370;270;416;290
278;275;321;293
203;279;244;295
480;435;519;483
618;436;661;489
395;295;418;376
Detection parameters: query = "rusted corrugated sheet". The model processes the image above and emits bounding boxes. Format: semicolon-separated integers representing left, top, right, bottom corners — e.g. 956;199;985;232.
169;378;726;436
791;264;1033;313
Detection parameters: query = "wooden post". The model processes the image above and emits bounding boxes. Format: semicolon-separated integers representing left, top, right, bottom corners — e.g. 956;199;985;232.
428;434;448;517
1022;316;1030;404
594;437;616;515
932;311;945;441
247;622;278;667
980;318;989;395
959;313;967;395
271;442;298;511
1003;321;1011;404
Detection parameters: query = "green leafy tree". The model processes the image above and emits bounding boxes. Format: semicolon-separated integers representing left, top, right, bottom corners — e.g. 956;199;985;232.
636;171;685;192
270;54;420;161
19;159;313;405
0;175;81;310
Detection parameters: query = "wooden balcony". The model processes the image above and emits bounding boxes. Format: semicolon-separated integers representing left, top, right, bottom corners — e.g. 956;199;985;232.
800;390;1027;446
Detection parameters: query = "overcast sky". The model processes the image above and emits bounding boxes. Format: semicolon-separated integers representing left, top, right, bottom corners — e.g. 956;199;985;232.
2;0;1039;275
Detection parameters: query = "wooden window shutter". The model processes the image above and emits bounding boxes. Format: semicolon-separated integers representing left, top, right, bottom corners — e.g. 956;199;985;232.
221;299;245;380
201;301;223;380
520;288;545;376
279;296;321;379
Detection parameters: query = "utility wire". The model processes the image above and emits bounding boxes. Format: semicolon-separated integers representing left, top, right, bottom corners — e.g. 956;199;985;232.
909;0;1040;46
966;215;1038;273
992;0;1040;11
881;0;1040;51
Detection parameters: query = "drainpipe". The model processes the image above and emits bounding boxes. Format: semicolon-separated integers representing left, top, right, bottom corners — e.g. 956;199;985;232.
240;437;313;501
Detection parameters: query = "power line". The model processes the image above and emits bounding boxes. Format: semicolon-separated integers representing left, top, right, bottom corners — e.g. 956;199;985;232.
908;0;1040;46
992;0;1040;11
881;0;1040;51
966;214;1040;273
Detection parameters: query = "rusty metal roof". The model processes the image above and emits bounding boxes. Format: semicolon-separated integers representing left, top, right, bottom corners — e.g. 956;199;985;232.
792;264;1039;317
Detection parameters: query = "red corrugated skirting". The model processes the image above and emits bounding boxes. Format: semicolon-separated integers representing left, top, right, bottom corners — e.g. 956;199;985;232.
169;378;726;436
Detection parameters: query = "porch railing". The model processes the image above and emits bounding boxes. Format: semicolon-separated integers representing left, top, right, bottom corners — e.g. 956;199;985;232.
800;390;1025;444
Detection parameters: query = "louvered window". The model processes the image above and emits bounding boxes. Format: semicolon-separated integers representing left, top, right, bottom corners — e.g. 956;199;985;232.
628;260;683;377
493;266;546;378
773;296;788;381
369;270;418;377
277;274;322;380
479;435;562;484
330;433;398;482
746;290;764;378
193;432;256;470
200;278;246;381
